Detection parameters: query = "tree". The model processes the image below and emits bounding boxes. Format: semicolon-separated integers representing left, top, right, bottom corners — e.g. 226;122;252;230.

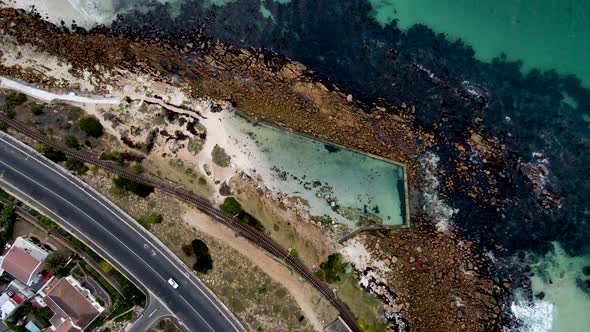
79;116;103;137
191;239;213;273
45;252;67;273
64;136;80;149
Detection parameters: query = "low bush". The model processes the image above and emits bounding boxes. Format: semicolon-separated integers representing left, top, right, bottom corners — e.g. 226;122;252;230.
79;116;103;137
100;151;124;167
112;176;154;198
315;253;348;284
5;92;27;106
130;164;143;174
138;214;162;230
30;104;43;115
211;144;231;167
35;144;67;163
65;158;88;175
219;197;264;231
64;135;80;149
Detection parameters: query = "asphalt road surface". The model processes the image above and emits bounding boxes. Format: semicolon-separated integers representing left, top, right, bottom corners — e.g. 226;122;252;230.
0;132;242;332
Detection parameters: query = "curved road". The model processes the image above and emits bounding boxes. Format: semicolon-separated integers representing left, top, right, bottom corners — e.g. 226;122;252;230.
0;132;242;332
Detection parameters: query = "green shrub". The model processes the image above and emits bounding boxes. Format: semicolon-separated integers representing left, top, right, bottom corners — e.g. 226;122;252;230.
219;197;243;216
35;144;67;163
5;92;27;106
100;151;124;167
79;116;103;137
130;164;143;174
289;248;298;257
64;135;80;149
211;144;231;167
219;197;264;231
112;176;154;198
315;253;348;284
0;121;7;131
65;158;88;175
138;214;162;230
191;239;213;273
0;204;16;248
30;104;43;115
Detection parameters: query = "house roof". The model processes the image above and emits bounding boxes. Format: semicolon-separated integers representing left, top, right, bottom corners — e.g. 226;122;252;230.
54;319;81;332
44;278;101;331
0;247;43;285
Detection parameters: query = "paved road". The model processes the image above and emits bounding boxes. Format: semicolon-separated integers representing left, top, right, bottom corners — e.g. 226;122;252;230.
0;133;242;332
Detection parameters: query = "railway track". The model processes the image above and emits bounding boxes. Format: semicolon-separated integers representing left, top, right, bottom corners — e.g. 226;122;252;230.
0;113;363;332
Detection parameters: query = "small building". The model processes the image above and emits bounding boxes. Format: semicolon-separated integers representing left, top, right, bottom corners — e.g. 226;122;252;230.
0;236;52;286
41;276;104;331
0;292;18;320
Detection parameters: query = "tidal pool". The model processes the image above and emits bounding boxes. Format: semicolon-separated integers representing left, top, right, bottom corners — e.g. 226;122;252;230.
225;112;407;229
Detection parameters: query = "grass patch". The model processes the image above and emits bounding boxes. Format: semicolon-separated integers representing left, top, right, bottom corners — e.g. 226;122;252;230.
211;144;231;167
219;197;264;231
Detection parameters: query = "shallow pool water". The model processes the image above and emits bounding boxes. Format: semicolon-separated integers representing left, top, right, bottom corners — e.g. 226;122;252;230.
226;113;407;229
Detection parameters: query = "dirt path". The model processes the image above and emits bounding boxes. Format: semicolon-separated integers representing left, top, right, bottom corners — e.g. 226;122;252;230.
182;208;335;332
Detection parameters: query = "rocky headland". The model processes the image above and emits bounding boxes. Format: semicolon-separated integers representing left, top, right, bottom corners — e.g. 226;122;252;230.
0;7;543;331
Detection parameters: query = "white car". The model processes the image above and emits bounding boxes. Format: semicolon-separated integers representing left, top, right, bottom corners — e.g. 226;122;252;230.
168;278;179;289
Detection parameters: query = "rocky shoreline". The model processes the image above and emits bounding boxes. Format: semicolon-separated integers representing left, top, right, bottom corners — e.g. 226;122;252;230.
0;7;523;331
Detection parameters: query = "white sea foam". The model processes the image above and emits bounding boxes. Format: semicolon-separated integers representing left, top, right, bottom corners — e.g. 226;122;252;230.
510;297;554;332
420;152;458;232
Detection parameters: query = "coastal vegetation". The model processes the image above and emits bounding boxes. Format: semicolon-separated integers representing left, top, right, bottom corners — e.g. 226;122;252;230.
35;143;67;162
211;144;231;167
30;104;43;115
64;135;80;149
112;176;154;198
138;213;163;230
79;116;104;137
100;151;125;167
65;157;88;175
315;253;348;284
219;197;264;231
191;239;213;274
0;204;16;248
